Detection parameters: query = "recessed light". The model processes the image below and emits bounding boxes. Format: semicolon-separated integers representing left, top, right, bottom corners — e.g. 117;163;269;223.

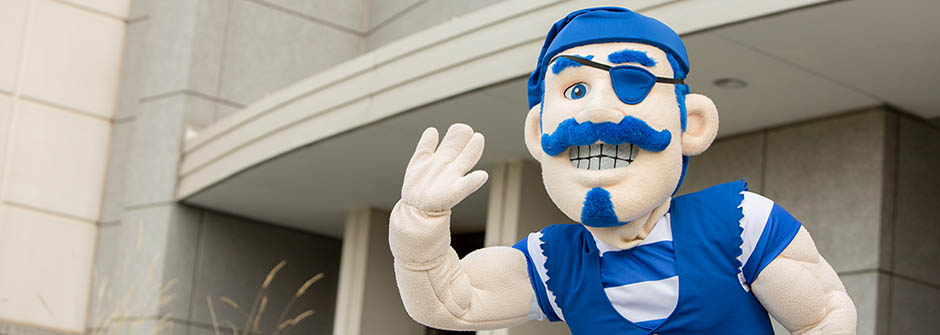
713;78;747;89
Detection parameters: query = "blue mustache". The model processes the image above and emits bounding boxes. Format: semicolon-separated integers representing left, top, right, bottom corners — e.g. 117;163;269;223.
541;116;672;156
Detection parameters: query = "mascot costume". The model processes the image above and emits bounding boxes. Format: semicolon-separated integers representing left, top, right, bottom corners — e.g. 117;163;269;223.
389;7;857;334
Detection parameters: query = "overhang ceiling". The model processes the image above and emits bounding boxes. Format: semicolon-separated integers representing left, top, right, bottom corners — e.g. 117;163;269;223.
182;0;938;238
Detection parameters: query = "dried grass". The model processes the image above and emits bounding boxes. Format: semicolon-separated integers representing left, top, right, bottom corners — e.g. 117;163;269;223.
207;297;220;334
208;261;324;335
89;223;323;335
224;321;240;335
88;222;174;335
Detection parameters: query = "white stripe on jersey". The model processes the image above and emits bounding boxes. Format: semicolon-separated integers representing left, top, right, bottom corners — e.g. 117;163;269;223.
591;214;672;255
639;213;672;246
736;191;775;291
525;193;787;323
527;232;565;321
604;276;680;323
596;214;677;326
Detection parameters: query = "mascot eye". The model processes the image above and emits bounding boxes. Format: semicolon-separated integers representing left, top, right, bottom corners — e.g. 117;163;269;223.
564;82;590;100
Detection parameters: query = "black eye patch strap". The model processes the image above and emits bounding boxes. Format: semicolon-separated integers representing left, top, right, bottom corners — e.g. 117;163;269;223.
554;54;612;71
551;55;685;85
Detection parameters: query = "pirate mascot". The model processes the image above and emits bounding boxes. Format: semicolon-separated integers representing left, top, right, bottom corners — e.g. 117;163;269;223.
389;7;857;335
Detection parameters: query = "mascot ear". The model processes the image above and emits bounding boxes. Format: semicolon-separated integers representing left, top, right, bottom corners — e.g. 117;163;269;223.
524;104;543;162
681;94;719;156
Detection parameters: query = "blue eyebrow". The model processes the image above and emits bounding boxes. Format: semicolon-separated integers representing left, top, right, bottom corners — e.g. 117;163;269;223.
607;49;656;67
551;54;594;74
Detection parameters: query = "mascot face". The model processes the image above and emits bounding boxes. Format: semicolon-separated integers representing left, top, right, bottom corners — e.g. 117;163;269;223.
524;42;719;227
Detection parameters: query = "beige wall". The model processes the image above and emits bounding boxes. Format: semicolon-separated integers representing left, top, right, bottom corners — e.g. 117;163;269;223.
0;0;128;333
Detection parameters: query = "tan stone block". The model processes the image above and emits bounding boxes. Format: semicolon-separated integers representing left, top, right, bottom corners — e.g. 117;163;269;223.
0;0;28;93
19;0;125;117
5;100;110;221
0;204;96;332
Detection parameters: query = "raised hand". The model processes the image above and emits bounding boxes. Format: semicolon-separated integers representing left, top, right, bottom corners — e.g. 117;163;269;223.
390;124;534;331
400;123;488;213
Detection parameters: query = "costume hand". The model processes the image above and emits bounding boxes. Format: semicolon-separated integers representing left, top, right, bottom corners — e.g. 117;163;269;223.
400;124;488;212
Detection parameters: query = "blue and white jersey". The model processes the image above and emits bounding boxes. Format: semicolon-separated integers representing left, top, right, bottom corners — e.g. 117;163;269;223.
513;190;802;332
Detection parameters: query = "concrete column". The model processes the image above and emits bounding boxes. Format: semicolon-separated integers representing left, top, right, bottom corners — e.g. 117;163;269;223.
92;1;350;334
88;1;223;333
480;160;570;335
333;208;424;335
333;209;370;335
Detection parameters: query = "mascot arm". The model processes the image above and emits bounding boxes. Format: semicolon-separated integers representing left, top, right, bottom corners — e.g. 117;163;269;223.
390;202;533;330
751;227;857;335
389;124;534;330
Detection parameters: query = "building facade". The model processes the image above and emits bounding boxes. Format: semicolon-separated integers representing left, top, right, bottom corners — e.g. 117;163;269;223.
0;0;938;334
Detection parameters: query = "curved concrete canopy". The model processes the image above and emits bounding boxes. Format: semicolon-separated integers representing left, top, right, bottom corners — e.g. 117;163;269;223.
178;0;940;237
178;0;833;199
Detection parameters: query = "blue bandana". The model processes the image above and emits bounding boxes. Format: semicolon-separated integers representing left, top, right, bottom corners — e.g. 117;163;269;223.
527;7;689;109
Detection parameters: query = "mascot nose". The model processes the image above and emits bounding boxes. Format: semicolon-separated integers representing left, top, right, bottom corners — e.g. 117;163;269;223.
574;107;625;124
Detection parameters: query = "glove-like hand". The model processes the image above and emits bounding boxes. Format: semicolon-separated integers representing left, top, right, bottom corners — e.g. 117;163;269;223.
400;123;488;213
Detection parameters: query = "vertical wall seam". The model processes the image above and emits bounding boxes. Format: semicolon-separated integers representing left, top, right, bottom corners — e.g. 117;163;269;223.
83;208;104;331
879;109;898;273
502;161;524;244
210;0;236;123
484;163;508;247
0;0;36;203
359;0;372;54
759;130;768;194
92;1;131;231
884;110;903;333
184;210;208;335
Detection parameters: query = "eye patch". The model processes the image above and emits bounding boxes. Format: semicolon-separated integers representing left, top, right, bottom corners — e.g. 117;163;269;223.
550;55;684;105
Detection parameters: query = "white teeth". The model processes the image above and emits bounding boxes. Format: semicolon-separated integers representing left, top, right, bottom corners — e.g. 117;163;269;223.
569;143;637;170
602;144;616;156
617;144;632;159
